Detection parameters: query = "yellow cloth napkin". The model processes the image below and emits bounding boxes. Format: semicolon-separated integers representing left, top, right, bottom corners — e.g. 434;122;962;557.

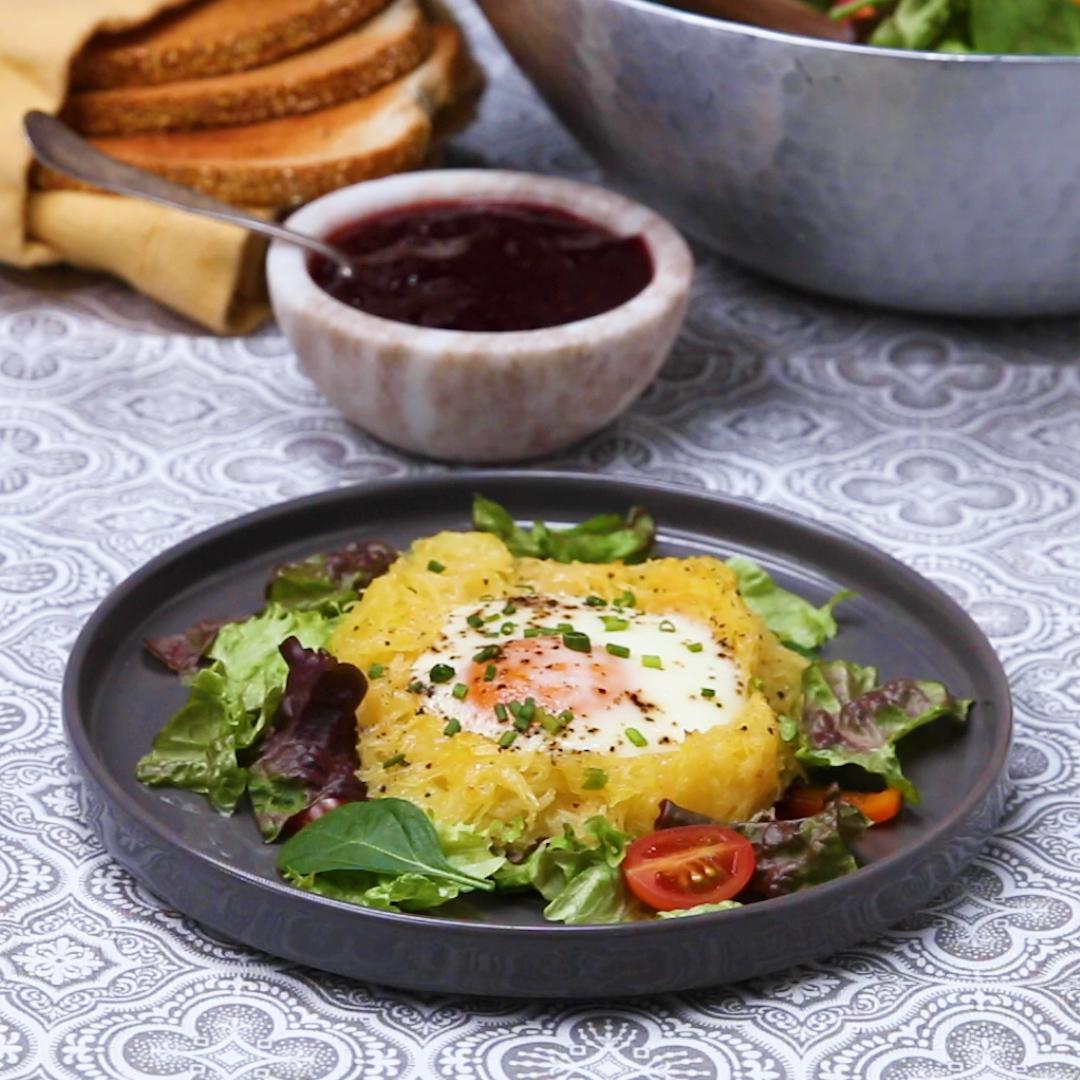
0;1;269;333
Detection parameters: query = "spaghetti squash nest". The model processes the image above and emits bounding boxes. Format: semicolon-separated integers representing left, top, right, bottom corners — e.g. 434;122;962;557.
330;531;805;843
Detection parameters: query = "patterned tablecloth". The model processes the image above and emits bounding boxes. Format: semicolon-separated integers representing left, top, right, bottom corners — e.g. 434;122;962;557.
2;3;1079;1077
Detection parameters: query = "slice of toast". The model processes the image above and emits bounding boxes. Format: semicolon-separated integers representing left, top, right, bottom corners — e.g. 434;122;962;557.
71;0;391;90
64;0;431;135
41;25;474;208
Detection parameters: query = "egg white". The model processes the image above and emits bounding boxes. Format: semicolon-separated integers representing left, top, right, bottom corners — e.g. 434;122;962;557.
411;594;745;757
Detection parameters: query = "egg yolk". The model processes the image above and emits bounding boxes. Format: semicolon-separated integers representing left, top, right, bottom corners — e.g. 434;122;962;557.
465;636;629;717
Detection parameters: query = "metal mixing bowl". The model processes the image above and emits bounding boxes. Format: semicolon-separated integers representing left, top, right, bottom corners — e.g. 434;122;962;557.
475;0;1080;316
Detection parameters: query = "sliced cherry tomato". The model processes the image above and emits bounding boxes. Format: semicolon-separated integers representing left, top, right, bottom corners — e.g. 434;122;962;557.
622;825;756;911
778;785;903;825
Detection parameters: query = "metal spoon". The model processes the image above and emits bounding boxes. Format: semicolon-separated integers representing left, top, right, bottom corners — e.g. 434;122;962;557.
23;110;355;277
667;0;855;42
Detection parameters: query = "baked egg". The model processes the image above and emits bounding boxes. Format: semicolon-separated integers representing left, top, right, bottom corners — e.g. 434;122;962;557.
330;531;803;842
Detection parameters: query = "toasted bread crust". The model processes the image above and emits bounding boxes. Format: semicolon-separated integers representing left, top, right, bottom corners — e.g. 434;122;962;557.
41;26;469;208
72;0;392;90
64;0;431;135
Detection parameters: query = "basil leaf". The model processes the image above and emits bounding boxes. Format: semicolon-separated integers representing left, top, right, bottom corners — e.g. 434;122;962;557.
276;799;494;891
136;603;336;812
494;816;636;924
726;556;852;654
266;540;397;614
789;659;973;802
282;818;512;912
473;495;655;564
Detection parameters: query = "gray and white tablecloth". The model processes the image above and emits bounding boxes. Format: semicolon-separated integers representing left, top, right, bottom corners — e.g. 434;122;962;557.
2;3;1079;1076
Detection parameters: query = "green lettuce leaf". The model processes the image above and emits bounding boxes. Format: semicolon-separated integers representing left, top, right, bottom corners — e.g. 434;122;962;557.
726;556;852;654
971;0;1080;54
473;495;655;564
657;900;742;918
788;659;973;802
135;604;337;812
870;0;955;49
494;816;637;924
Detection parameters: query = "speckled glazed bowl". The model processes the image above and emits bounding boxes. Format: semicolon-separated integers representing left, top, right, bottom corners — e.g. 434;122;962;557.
267;170;693;462
477;0;1080;317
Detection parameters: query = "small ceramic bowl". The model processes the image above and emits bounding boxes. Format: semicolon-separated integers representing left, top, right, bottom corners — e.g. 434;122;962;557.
267;169;693;463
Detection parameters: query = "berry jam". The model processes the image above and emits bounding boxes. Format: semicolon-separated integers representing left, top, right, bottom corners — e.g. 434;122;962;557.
309;200;654;332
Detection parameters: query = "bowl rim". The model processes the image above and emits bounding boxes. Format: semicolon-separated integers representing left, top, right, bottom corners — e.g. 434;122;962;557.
610;0;1080;64
267;168;694;352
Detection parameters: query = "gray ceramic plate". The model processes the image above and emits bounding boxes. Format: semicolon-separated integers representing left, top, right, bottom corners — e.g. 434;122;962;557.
63;472;1011;998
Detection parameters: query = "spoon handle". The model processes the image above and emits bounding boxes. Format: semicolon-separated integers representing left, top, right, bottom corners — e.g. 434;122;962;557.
23;111;353;273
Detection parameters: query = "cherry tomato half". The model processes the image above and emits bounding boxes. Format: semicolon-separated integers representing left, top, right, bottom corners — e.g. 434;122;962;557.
622;825;756;911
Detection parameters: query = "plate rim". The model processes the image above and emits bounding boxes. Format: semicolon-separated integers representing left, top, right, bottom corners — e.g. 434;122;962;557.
63;470;1013;942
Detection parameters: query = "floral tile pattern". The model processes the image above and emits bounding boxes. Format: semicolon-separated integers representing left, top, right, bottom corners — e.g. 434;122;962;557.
0;2;1078;1077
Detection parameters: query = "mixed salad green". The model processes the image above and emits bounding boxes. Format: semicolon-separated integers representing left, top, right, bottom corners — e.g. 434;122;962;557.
136;496;971;923
812;0;1080;53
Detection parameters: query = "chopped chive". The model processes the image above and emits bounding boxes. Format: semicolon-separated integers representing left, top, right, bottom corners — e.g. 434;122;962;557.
501;622;516;635
479;594;495;601
521;697;536;721
685;642;704;653
407;679;426;694
467;614;484;629
498;730;517;749
582;768;608;790
540;712;562;734
494;702;509;722
473;644;503;663
606;643;631;659
616;589;636;608
563;631;591;653
585;595;608;607
556;622;574;632
383;753;407;769
452;683;469;701
484;613;502;624
427;560;445;574
508;700;525;720
502;602;517;615
601;616;630;633
559;709;575;724
701;688;716;699
642;654;663;670
443;718;461;736
484;663;497;682
659;619;676;633
513;713;531;732
625;727;648;748
429;663;455;683
367;663;385;679
523;627;541;638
